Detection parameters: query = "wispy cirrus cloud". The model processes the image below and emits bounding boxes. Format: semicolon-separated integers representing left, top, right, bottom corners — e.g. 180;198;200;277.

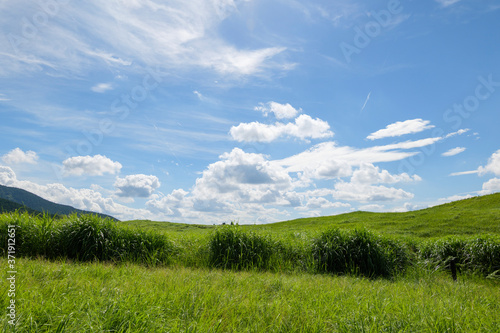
442;147;466;157
435;0;461;8
0;0;289;78
367;119;435;140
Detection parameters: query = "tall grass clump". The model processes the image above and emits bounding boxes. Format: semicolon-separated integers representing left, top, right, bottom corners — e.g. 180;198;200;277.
0;212;176;266
58;214;176;265
464;236;500;276
208;226;272;270
0;211;61;257
419;236;500;277
312;228;408;278
58;214;119;261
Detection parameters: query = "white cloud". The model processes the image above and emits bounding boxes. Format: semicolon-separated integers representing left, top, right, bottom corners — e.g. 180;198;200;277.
480;178;500;194
332;182;414;202
450;170;478;176
314;160;353;179
435;0;461;7
192;148;292;204
367;119;435;140
2;148;38;165
0;0;289;77
0;165;16;185
442;147;466;157
445;128;469;139
230;114;333;142
351;163;421;185
255;101;300;119
359;204;385;212
437;194;474;203
478;149;500;176
277;138;441;175
62;155;122;176
147;189;190;216
91;83;113;93
115;174;160;198
304;197;350;210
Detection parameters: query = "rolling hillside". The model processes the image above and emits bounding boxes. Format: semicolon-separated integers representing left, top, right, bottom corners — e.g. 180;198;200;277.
0;184;118;220
124;192;500;238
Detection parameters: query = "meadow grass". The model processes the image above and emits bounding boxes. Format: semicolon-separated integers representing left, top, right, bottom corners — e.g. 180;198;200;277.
1;258;500;332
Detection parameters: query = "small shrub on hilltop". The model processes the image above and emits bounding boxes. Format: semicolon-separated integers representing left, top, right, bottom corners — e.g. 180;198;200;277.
208;226;272;270
312;228;407;278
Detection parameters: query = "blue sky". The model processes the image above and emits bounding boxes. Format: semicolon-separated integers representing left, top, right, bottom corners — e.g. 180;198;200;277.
0;0;499;223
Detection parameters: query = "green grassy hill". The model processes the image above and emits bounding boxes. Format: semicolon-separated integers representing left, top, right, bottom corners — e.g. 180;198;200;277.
123;192;500;238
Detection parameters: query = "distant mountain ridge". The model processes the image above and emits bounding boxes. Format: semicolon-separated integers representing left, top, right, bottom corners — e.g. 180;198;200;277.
0;184;118;220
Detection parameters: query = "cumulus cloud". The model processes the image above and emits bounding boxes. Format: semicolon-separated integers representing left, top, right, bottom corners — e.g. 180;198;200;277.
304;197;350;210
332;182;414;202
115;174;161;198
91;83;113;93
62;155;122;176
147;189;190;216
0;166;17;186
192;148;292;205
2;148;38;165
359;204;385;212
437;194;474;203
230;114;333;142
367;119;434;140
314;160;353;179
478;149;500;176
255;101;300;119
351;163;421;184
480;178;500;194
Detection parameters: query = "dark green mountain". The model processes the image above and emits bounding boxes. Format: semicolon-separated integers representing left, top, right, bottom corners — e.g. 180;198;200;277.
0;184;118;220
0;197;41;215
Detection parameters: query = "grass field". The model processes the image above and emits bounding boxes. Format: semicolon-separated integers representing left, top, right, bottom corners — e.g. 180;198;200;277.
1;193;500;332
2;258;500;332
